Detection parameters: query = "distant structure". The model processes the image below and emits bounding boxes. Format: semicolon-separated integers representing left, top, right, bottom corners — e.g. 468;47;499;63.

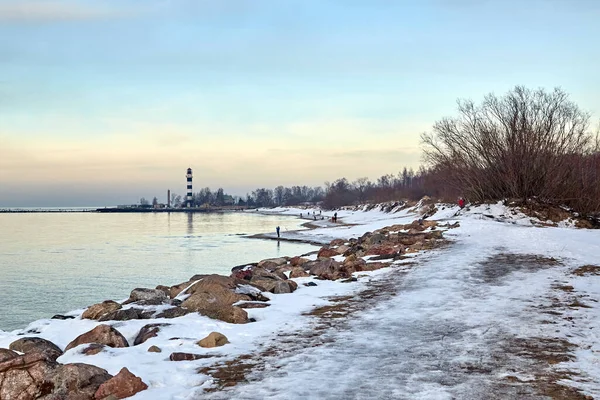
186;168;193;208
167;189;171;208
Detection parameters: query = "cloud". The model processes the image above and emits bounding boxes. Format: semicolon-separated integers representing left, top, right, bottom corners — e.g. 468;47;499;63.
0;0;123;22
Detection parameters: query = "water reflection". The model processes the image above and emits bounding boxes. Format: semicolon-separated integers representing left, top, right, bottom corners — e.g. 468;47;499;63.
187;212;193;235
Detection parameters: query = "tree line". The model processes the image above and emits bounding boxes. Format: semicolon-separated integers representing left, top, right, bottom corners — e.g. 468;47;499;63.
142;86;600;216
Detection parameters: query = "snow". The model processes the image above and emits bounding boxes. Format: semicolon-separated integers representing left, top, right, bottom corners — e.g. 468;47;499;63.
2;202;600;399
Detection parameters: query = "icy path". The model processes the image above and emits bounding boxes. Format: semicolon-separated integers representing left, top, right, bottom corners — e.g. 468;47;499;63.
205;219;600;400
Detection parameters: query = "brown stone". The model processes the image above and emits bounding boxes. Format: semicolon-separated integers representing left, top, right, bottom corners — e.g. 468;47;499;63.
134;324;169;346
237;302;270;309
336;245;350;254
155;285;171;298
0;353;57;399
366;245;398;256
128;288;168;304
181;289;249;312
198;332;229;348
289;266;309;278
94;367;148;399
155;306;191;319
0;349;18;363
81;344;105;355
147;346;162;353
257;257;288;268
65;324;129;352
317;247;339;259
44;362;112;400
289;256;309;267
169;352;217;361
9;337;63;362
82;300;122;320
198;306;248;324
329;239;345;246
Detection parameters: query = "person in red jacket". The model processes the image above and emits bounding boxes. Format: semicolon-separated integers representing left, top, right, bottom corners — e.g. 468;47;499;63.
458;197;466;209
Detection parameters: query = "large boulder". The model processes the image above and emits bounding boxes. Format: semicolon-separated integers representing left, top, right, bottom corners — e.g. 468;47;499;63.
198;305;248;324
127;288;168;304
0;349;18;363
43;363;112;400
94;367;148;399
98;308;152;322
257;257;288;268
289;256;309;267
181;287;249;311
155;306;191;319
9;337;63;362
133;324;170;346
366;245;398;256
82;301;122;320
289;266;309;278
308;259;343;280
0;353;57;399
317;247;338;259
65;325;129;352
197;332;229;348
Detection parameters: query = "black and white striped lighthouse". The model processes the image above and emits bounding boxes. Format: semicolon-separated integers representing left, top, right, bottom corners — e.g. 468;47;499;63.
186;167;193;208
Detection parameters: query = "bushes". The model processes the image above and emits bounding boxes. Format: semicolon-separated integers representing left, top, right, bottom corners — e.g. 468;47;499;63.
422;86;600;215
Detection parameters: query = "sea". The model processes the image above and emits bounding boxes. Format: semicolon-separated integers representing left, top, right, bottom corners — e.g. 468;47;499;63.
0;210;314;331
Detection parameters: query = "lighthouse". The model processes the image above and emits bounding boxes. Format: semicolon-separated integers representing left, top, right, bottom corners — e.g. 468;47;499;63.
186;168;193;208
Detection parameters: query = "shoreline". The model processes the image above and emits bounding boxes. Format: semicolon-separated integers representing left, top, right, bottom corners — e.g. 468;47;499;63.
2;202;599;399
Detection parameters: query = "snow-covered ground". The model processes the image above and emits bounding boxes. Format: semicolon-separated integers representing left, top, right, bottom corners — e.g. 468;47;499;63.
2;202;600;399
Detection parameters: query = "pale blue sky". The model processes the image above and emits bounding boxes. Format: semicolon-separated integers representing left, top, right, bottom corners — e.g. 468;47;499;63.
1;0;599;206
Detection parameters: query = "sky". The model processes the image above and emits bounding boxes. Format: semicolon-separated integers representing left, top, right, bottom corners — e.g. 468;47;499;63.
0;0;599;207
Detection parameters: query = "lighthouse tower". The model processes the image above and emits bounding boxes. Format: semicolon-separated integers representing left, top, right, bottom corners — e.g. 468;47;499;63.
186;168;193;208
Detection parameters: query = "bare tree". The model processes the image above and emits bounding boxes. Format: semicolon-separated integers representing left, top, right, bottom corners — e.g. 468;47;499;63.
422;86;592;204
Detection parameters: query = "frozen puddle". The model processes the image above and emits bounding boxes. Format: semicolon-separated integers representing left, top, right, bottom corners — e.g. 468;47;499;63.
205;219;600;400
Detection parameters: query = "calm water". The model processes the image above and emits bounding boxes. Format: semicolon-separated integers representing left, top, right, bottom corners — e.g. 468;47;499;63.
0;212;313;331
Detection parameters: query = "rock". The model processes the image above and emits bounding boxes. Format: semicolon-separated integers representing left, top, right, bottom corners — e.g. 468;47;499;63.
425;230;444;240
236;302;271;309
65;324;129;352
303;282;318;287
134;324;169;346
336;245;350;254
329;239;345;246
0;353;57;399
98;308;150;322
361;262;391;271
197;332;229;348
169;352;217;361
127;288;168;304
308;259;343;280
9;337;63;361
341;277;358;283
155;284;171;298
251;267;287;281
397;234;421;246
94;367;148;399
51;314;75;320
366;233;385;245
82;300;122;320
169;280;195;298
272;281;293;294
366;245;398;256
257;257;288;268
155;306;191;319
181;289;249;312
81;344;105;355
317;247;338;259
147;346;162;353
289;256;309;267
0;349;18;362
46;363;112;400
198;306;248;324
289;266;309;278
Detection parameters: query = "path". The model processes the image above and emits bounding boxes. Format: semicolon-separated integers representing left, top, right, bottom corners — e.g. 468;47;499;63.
203;219;600;399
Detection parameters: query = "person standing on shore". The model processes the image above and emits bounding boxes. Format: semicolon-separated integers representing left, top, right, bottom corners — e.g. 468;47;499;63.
276;226;280;238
